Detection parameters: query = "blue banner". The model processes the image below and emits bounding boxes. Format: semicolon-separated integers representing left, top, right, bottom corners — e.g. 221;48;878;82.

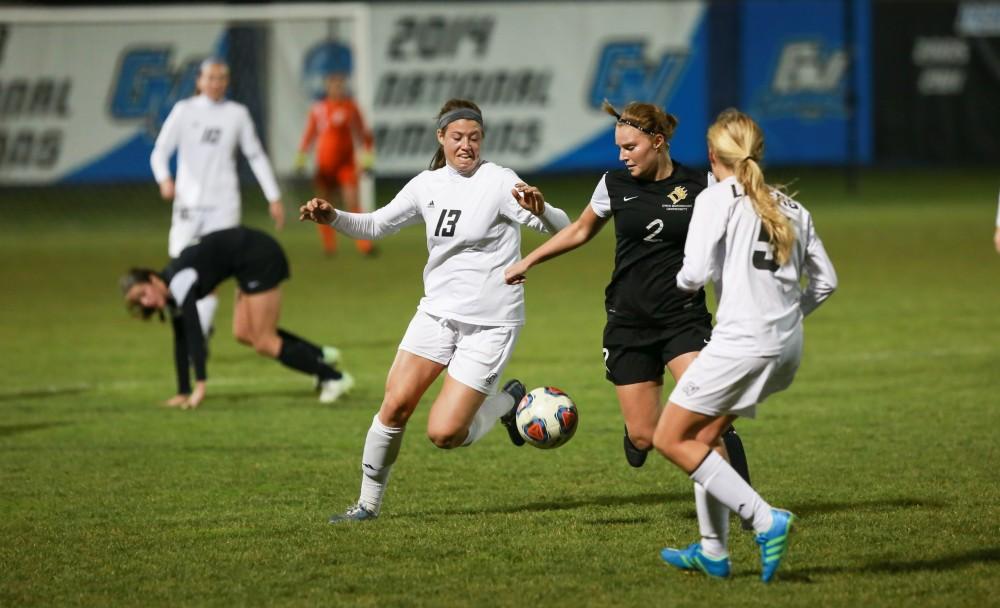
739;0;872;164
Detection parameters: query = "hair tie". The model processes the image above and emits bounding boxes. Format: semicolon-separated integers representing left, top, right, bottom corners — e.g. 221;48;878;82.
437;108;485;132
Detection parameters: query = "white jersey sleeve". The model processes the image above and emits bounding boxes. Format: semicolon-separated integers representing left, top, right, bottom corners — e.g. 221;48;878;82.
330;176;423;239
237;107;281;203
497;168;570;233
676;186;730;292
996;190;1000;227
799;211;838;316
589;174;612;218
150;101;183;183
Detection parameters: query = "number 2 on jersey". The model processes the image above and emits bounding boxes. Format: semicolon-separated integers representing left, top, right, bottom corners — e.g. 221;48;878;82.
434;209;462;237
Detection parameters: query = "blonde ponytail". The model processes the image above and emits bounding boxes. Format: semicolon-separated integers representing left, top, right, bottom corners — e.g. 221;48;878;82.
707;110;795;266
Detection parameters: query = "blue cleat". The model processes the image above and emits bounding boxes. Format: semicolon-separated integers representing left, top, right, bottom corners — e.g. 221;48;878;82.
660;542;731;579
756;509;796;582
328;503;378;524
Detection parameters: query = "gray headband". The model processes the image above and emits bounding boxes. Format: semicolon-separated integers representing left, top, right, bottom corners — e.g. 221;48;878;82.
437;108;485;132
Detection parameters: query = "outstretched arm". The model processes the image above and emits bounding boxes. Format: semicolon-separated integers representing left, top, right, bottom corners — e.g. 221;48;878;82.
505;205;608;285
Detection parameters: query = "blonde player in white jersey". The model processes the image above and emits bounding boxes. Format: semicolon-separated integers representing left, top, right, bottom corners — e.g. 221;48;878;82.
150;58;285;338
654;109;837;582
299;99;571;523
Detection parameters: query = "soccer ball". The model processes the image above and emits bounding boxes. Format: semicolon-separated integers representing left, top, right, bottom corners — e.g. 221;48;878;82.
515;387;578;449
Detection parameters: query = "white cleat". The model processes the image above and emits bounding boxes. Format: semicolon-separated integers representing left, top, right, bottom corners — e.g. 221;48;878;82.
319;371;354;404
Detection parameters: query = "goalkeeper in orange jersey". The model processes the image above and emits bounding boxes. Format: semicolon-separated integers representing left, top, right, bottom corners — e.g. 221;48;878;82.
296;72;375;256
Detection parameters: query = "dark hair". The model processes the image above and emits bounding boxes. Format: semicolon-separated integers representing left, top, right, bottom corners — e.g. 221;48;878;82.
602;100;679;143
429;98;484;170
120;267;163;321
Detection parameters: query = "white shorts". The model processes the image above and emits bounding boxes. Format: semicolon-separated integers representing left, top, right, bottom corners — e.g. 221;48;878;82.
398;310;521;395
168;205;240;257
668;329;803;419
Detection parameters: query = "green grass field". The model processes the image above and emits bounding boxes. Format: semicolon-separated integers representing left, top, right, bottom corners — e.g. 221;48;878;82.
1;169;998;606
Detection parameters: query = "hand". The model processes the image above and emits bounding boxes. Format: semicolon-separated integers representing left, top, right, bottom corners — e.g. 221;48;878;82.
299;198;337;224
505;259;531;285
183;382;206;409
164;394;188;407
512;182;545;216
159;178;175;201
294;152;308;174
270;200;286;231
994;227;1000;254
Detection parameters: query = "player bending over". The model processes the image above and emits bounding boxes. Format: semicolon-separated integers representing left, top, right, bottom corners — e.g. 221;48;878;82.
121;226;351;408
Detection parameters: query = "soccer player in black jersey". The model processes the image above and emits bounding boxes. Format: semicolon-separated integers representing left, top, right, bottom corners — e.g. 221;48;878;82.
121;226;350;408
505;101;750;483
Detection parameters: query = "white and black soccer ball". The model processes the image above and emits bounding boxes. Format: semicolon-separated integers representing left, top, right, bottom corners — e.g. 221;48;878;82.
515;387;578;449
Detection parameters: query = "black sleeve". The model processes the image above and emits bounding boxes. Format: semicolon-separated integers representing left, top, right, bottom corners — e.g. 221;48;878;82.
171;313;191;395
178;296;207;383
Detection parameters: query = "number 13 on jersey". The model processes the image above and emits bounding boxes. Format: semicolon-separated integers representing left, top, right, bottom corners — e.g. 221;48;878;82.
434;209;462;237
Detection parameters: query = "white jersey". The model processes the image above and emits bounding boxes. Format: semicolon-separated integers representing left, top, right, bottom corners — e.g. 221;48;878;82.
150;94;280;212
331;161;570;326
676;176;837;356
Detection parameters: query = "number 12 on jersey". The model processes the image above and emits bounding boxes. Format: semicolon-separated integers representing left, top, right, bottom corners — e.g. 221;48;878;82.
434;209;462;237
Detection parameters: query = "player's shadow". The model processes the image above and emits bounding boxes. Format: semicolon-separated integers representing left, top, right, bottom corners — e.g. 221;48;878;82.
775;547;1000;583
789;496;945;516
0;386;89;402
421;491;688;518
0;421;73;438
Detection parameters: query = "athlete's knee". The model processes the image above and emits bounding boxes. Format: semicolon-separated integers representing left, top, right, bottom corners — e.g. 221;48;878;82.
426;425;465;450
379;393;416;428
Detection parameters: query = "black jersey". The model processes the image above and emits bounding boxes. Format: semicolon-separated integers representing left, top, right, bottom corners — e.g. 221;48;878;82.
590;162;712;327
159;226;289;394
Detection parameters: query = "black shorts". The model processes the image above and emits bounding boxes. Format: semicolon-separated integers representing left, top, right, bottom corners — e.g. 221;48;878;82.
235;231;290;294
603;320;712;386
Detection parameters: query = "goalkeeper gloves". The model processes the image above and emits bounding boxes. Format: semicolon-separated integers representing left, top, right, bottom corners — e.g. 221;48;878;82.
360;150;375;173
294;152;308;173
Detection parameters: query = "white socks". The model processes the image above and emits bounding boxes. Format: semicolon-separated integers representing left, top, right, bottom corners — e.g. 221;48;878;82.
461;391;514;447
695;482;730;558
690;450;774;534
195;294;218;338
358;414;405;515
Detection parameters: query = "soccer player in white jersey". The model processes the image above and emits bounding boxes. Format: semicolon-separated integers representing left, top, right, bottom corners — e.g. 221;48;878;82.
654;109;837;582
299;98;571;523
506;101;752;484
150;58;285;338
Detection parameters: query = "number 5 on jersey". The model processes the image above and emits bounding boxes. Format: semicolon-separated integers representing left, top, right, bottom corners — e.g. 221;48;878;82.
434;209;462;237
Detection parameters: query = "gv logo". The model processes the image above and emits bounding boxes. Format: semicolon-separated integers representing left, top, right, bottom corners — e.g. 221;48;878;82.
589;41;688;110
108;48;203;135
772;41;846;95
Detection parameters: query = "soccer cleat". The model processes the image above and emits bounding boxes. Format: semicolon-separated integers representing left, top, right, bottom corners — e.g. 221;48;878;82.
328;503;377;524
623;426;650;468
499;379;527;446
319;371;355;404
756;509;796;582
660;542;731;579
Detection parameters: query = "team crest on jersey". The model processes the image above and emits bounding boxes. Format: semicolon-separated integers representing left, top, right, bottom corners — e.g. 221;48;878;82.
667;186;688;204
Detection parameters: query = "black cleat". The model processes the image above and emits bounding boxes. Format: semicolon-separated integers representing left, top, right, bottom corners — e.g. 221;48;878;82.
624;426;651;468
499;379;526;446
721;425;755;530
